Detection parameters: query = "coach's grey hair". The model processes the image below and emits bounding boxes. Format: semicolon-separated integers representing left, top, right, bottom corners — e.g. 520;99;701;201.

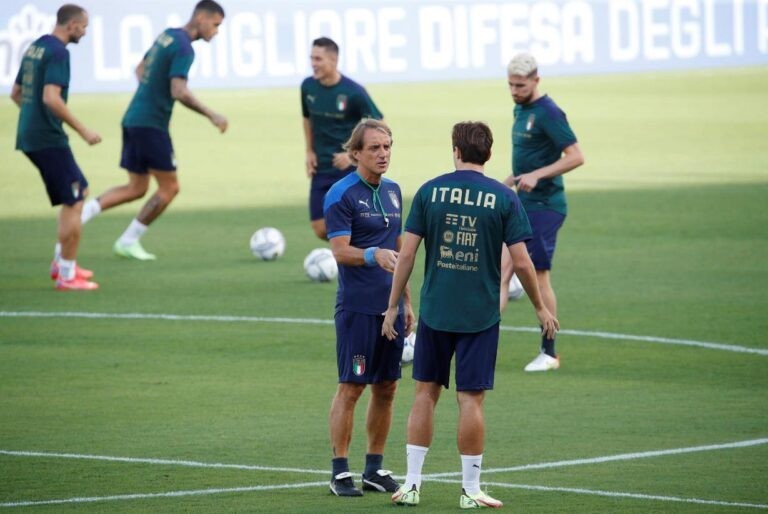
343;119;392;165
507;52;538;77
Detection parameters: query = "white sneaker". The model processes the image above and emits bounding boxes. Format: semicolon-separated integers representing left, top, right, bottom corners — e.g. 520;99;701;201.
524;352;560;372
507;274;524;300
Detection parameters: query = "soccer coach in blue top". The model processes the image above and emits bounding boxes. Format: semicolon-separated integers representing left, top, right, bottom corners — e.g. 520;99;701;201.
323;119;414;497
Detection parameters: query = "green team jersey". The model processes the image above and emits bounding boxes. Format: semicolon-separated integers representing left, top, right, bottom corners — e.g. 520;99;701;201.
512;95;577;215
301;75;382;174
406;170;531;333
14;35;70;152
122;28;195;131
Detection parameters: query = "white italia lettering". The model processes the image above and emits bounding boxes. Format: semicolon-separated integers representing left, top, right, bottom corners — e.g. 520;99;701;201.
430;187;496;209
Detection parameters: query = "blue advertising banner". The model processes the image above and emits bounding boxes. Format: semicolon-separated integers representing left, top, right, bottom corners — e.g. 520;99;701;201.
1;0;767;92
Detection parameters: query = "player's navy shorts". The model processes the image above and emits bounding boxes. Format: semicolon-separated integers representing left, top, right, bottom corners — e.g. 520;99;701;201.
309;168;354;221
412;319;499;391
525;210;566;270
24;147;88;207
120;126;176;173
335;310;404;384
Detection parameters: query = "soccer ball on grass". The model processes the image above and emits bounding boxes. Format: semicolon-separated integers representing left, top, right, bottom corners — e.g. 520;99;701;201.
250;227;285;261
303;248;338;282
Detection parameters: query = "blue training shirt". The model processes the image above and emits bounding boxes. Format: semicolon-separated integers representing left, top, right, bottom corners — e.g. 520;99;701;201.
324;172;403;315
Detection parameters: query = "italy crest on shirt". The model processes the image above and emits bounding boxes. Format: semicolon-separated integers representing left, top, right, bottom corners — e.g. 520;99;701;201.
336;94;347;112
352;354;366;376
388;190;399;210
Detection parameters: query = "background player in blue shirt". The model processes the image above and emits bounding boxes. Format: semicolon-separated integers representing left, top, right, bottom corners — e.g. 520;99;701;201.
383;122;558;508
11;4;101;291
324;119;414;497
502;53;585;372
79;0;228;261
302;37;384;240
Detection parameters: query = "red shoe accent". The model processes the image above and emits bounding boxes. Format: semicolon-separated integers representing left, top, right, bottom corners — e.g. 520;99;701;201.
55;277;99;291
50;261;94;280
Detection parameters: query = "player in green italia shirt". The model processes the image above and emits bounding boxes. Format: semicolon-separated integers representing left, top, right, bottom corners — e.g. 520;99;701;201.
11;4;101;291
79;0;228;261
301;37;383;240
382;122;558;508
502;52;585;372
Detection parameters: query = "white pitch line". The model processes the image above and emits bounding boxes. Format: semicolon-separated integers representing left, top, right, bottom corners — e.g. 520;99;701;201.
424;437;768;478
0;481;328;508
0;450;328;475
430;479;768;510
1;310;766;356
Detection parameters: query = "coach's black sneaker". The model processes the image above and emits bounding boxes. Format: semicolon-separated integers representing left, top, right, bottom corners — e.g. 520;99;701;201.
362;469;400;492
330;471;363;497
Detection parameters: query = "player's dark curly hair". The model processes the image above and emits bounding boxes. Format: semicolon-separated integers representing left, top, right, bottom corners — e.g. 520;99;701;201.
452;121;493;165
194;0;225;17
312;37;339;56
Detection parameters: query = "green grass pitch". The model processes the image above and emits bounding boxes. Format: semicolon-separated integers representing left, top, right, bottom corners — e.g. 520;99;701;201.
0;67;767;512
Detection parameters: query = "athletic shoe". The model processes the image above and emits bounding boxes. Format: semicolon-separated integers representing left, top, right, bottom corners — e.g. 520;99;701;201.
460;489;503;509
49;261;94;280
55;277;99;291
524;352;560;372
329;471;363;497
362;469;399;492
392;484;419;506
113;240;156;261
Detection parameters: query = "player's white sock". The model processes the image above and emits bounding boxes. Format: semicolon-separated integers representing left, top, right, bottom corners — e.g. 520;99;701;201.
117;219;148;246
58;259;76;281
81;198;102;224
460;454;483;495
405;444;429;490
54;242;62;261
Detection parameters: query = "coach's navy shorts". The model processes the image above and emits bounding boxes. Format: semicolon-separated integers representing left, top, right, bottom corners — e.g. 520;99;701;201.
525;210;566;270
412;319;499;391
309;168;354;221
335;310;404;384
120;126;176;173
25;147;88;207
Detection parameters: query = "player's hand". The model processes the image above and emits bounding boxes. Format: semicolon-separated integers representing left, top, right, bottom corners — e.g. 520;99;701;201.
536;307;560;340
513;173;539;192
306;152;317;177
80;128;101;146
375;248;398;273
332;152;352;171
381;306;399;341
210;113;228;133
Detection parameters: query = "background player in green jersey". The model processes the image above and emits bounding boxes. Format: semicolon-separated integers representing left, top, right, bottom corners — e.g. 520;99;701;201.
301;37;384;240
11;4;101;291
79;0;228;260
502;52;585;372
382;122;558;508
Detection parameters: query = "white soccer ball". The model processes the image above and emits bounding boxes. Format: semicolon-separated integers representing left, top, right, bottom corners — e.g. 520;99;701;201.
508;273;525;300
401;331;416;366
303;248;338;282
250;227;285;261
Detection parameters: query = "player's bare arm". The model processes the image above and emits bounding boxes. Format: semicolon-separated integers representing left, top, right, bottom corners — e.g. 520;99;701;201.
396;235;416;334
170;77;228;133
329;235;397;271
302;117;317;176
42;84;101;145
508;242;559;338
513;142;585;192
10;83;22;106
382;233;420;340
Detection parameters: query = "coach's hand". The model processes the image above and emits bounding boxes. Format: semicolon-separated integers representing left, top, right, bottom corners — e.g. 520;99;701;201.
375;248;398;273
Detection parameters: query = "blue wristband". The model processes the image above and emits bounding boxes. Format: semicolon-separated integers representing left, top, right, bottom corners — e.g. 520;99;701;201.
364;247;379;266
